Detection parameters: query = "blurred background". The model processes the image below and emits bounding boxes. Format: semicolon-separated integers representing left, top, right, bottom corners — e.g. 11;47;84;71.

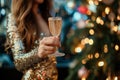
0;0;120;80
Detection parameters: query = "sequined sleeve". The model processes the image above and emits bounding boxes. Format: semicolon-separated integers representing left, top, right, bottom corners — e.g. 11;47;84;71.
7;14;41;72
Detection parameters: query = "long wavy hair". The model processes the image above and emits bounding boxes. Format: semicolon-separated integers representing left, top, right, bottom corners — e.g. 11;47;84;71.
10;0;51;52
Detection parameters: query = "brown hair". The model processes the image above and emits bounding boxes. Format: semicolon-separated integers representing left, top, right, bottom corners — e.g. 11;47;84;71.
10;0;51;52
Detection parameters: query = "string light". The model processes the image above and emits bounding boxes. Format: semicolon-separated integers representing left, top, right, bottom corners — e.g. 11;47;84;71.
84;38;89;44
81;78;86;80
115;45;119;51
117;15;120;20
114;76;118;80
89;39;94;45
100;20;104;25
88;54;93;59
95;52;99;58
89;29;95;35
98;0;102;1
88;54;91;59
105;7;110;14
106;78;108;80
82;59;86;64
112;25;118;32
88;0;94;5
106;76;111;80
98;61;104;67
81;39;86;45
75;47;82;53
96;17;101;24
104;44;108;53
106;76;118;80
96;17;104;25
75;43;85;53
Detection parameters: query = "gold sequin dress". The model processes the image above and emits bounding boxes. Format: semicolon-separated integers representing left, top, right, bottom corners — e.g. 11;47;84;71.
6;14;58;80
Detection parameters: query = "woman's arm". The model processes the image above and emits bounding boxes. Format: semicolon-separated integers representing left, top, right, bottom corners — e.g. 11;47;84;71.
7;14;42;72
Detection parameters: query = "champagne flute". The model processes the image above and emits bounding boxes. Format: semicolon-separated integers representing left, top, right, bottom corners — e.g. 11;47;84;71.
48;17;65;57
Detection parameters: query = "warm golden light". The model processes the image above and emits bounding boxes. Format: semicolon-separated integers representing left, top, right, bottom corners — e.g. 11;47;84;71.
114;76;118;80
105;7;110;14
84;38;89;44
81;39;85;45
88;54;93;59
96;17;101;24
104;44;108;53
115;45;119;51
96;17;104;25
98;61;104;67
117;15;120;20
82;78;86;80
112;25;118;32
98;0;102;1
104;44;108;48
88;54;91;59
88;0;94;5
89;39;94;45
82;59;86;64
106;78;108;80
89;29;95;35
75;47;82;53
95;53;99;58
100;20;104;25
104;48;108;53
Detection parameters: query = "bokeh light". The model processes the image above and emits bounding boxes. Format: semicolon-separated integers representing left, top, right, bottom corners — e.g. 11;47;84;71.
98;61;104;67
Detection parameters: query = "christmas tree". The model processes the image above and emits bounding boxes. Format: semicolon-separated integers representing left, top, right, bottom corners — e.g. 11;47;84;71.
64;0;120;80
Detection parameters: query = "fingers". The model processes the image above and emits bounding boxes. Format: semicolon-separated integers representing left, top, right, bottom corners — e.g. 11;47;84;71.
38;36;61;58
38;49;55;57
40;45;56;52
38;45;56;58
40;36;60;47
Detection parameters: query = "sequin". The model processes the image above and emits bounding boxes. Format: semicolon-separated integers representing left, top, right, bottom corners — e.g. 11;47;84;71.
7;14;58;80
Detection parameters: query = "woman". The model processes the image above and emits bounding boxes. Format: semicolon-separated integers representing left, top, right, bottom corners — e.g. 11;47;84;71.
6;0;60;80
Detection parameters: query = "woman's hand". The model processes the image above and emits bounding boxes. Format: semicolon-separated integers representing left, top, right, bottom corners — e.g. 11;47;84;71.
37;36;60;58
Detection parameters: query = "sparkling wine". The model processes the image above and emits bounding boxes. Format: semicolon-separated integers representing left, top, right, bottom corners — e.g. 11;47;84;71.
48;17;62;36
48;17;65;57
